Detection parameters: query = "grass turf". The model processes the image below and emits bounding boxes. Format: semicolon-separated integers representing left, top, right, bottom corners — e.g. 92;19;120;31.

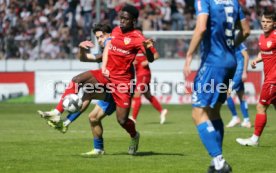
0;103;275;173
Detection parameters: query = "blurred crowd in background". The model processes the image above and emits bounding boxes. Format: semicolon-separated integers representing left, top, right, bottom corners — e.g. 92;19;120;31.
0;0;275;60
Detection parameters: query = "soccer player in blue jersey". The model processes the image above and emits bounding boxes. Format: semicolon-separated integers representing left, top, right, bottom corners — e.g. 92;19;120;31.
183;0;250;172
226;43;251;128
43;24;114;138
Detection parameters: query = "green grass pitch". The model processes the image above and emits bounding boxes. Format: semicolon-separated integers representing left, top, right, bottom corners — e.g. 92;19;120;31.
0;103;275;173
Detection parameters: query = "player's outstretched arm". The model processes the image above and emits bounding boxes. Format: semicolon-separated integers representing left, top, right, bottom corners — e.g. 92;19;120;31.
101;40;110;78
78;41;102;63
251;52;263;69
241;49;250;81
184;14;208;77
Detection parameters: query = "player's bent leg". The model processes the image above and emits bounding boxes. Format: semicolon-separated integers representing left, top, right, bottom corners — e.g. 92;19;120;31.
38;71;100;122
116;106;139;155
81;105;107;156
89;105;107;138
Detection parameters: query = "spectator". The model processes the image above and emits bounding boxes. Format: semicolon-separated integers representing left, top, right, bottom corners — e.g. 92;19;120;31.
80;0;93;38
170;0;184;30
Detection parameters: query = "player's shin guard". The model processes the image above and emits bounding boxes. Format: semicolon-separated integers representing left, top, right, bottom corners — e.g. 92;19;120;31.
254;114;267;136
93;138;104;150
121;119;137;138
240;101;249;118
197;121;222;157
211;119;224;148
226;97;237;116
149;96;162;112
55;81;78;113
132;97;142;120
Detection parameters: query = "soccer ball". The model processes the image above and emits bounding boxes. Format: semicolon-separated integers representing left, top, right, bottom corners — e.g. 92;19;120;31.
62;94;82;113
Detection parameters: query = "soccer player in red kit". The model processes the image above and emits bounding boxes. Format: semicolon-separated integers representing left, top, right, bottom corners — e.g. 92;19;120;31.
41;5;156;155
236;11;276;146
100;5;157;154
130;49;168;124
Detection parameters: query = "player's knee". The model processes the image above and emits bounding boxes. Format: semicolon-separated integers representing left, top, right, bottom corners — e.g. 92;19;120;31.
256;103;266;114
89;113;99;123
117;117;127;125
72;75;81;83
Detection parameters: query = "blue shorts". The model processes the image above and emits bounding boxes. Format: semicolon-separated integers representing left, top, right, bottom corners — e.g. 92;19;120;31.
231;70;244;92
96;93;116;115
192;65;235;108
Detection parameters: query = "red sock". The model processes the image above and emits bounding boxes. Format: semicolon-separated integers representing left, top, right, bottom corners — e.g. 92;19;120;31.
121;119;137;138
55;81;78;113
132;97;141;120
254;114;267;136
149;96;162;112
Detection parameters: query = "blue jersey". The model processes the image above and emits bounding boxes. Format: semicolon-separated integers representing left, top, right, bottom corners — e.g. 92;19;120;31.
235;43;247;72
195;0;245;68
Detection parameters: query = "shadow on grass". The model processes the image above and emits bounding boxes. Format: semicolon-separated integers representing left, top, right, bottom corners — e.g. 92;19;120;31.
111;151;186;157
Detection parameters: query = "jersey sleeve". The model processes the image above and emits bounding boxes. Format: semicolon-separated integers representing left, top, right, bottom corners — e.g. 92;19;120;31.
134;31;146;52
240;43;247;51
235;43;247;52
194;0;209;16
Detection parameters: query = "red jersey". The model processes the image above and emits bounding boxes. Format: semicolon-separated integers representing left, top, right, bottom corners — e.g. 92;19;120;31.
135;50;151;77
259;30;276;84
107;27;145;83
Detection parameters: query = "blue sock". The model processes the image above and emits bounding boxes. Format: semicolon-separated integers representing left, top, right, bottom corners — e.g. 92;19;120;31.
197;121;222;157
227;97;237;116
211;119;224;148
66;112;81;122
240;100;249;119
93;138;104;150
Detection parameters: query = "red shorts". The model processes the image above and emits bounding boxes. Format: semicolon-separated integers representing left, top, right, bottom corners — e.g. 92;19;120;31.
135;74;151;92
90;70;132;108
259;83;276;106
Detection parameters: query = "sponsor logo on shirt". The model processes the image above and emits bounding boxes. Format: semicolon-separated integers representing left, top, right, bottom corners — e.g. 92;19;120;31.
267;41;272;48
124;37;131;45
261;51;273;55
109;44;130;55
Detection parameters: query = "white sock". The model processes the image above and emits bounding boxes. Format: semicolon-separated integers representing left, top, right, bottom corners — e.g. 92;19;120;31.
213;155;225;170
243;118;250;123
54;109;61;115
251;134;259;143
232;116;238;120
63;119;71;126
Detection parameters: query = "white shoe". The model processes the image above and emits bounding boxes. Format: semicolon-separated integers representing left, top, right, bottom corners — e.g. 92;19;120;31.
236;137;259;146
81;149;105;156
129;116;136;124
226;117;241;128
160;109;168;124
37;110;61;123
241;121;251;128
